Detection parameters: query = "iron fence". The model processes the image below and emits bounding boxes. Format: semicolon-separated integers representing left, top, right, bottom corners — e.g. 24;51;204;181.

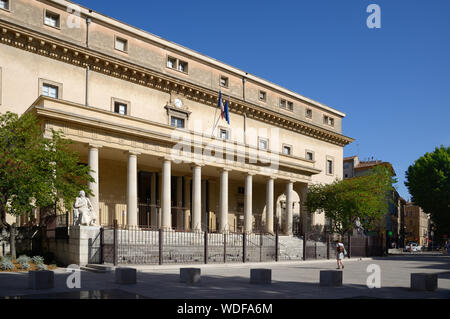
100;220;278;266
303;232;384;260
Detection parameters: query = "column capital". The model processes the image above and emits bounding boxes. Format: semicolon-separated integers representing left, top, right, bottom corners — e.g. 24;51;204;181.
217;167;232;173
88;143;103;149
282;178;296;184
263;175;277;182
242;171;256;177
125;150;141;156
159;156;172;162
190;162;205;169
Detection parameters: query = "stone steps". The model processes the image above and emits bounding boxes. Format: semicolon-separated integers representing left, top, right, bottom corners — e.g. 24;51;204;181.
278;236;303;260
80;264;114;273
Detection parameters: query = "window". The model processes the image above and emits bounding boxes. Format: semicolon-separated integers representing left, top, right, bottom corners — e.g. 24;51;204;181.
306;151;314;161
115;37;128;52
219;128;229;140
259;138;268;150
283;145;291;156
287;101;294;111
178;60;188;73
220;76;229;88
323;115;335;127
171;116;185;129
114;102;127;115
42;84;58;98
306;108;313;119
167;57;176;69
238;187;245;195
111;98;130;115
327;159;334;175
0;0;9;10
280;99;293;111
44;10;60;28
259;90;266;102
166;56;189;74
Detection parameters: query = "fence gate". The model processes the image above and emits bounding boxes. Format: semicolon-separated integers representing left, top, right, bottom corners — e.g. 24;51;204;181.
88;228;102;264
304;232;328;260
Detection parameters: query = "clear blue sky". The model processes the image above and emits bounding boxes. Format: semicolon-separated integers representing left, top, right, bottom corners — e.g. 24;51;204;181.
75;0;450;200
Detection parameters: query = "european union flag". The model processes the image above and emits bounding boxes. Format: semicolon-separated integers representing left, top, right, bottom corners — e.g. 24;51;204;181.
224;99;230;125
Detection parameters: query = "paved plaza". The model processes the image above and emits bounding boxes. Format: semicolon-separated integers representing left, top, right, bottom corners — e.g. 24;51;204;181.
0;255;449;299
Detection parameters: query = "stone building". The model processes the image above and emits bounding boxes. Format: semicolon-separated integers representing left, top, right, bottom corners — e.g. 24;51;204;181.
0;0;353;235
404;202;430;247
343;156;405;248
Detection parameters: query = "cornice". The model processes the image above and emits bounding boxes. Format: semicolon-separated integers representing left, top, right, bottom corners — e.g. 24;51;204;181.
0;19;354;147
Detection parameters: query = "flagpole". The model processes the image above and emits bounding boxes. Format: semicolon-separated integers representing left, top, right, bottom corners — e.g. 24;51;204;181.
211;91;220;137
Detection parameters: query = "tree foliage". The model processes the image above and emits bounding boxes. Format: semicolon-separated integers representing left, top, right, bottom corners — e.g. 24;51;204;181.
306;165;395;236
0;112;94;229
405;145;450;239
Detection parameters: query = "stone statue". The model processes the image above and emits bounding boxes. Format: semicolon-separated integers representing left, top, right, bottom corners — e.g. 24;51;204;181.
73;191;97;226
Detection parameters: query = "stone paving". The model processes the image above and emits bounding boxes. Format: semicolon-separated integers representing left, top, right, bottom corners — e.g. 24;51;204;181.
0;255;449;299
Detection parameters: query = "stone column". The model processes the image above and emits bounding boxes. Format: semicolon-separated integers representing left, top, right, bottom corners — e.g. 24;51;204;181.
176;176;183;231
202;180;207;231
150;173;157;227
266;177;275;234
161;158;172;230
126;151;139;227
219;169;230;233
285;181;294;235
299;184;309;233
192;165;202;232
244;173;254;233
184;176;191;231
88;144;101;221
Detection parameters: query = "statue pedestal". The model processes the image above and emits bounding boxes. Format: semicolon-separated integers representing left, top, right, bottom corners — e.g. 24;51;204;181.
69;225;101;266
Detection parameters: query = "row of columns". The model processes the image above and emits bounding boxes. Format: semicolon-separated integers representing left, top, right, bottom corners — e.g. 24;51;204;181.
87;145;295;234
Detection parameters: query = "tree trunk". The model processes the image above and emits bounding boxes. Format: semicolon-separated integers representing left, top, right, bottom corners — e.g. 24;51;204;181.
10;223;16;260
0;205;8;229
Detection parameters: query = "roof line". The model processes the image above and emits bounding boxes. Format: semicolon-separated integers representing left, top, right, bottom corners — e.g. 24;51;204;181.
52;0;347;118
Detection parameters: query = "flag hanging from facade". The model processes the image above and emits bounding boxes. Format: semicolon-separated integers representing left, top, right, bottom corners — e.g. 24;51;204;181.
224;99;230;125
218;90;225;120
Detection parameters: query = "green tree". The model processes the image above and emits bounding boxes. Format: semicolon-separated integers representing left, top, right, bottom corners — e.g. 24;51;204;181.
306;165;395;237
405;146;450;240
0;112;94;257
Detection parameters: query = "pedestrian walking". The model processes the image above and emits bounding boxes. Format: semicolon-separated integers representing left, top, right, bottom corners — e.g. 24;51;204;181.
335;240;345;269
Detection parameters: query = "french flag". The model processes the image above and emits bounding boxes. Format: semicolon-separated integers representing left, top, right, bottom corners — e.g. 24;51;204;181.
218;90;225;120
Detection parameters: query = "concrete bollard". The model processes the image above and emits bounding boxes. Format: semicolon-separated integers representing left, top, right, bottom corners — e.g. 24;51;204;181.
320;270;343;287
28;271;54;290
250;269;272;285
180;268;201;284
115;267;137;285
411;273;438;291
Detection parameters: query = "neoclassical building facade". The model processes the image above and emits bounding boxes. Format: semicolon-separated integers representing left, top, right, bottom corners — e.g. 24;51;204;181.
0;0;353;234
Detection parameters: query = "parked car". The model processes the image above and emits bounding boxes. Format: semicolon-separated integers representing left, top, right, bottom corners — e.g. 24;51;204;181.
405;242;422;252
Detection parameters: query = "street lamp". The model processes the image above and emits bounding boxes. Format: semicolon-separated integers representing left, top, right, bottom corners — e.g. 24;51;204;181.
430;230;434;251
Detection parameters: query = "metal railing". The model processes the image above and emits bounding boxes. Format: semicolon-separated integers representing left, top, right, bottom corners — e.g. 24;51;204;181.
100;220;279;266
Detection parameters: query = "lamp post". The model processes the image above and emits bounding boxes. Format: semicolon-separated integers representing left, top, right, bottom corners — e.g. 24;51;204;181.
430;230;434;251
